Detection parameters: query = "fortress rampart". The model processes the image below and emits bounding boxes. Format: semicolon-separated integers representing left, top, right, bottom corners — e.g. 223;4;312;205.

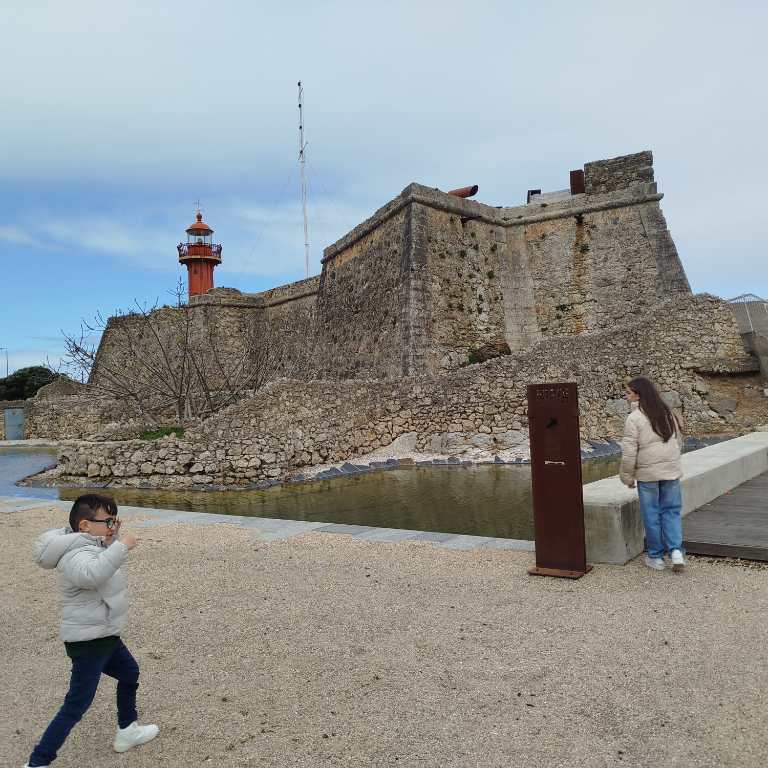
51;293;756;487
30;150;766;484
90;151;692;386
314;150;689;378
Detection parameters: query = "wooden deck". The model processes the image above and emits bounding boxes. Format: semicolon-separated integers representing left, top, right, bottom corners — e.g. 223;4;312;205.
682;469;768;561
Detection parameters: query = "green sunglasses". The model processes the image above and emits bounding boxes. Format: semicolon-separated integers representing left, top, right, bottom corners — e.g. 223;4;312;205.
86;518;120;529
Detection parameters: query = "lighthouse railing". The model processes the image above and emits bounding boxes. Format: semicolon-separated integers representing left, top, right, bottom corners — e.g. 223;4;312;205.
178;243;222;260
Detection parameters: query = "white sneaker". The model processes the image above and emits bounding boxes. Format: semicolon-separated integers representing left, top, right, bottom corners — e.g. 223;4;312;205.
113;721;159;752
645;556;665;570
670;550;686;570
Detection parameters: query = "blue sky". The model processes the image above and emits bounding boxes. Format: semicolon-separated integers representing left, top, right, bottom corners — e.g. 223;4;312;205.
2;0;766;374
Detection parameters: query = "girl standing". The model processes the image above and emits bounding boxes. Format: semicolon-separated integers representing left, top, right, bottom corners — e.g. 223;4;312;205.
619;377;686;571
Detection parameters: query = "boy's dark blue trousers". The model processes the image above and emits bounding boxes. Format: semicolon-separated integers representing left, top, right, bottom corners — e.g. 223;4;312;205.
29;640;139;766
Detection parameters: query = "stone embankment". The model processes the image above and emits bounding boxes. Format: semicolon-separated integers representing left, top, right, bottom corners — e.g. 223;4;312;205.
35;293;758;490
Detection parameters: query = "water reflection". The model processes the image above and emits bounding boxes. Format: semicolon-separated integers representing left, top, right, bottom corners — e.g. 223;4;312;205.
0;447;58;499
3;447;622;540
60;457;622;540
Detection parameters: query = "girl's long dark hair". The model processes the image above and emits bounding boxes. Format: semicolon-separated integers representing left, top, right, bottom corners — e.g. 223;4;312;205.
627;377;681;442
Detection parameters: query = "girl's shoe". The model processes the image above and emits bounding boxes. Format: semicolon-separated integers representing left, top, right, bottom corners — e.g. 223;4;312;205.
645;556;665;570
670;550;686;570
24;763;50;767
114;721;159;752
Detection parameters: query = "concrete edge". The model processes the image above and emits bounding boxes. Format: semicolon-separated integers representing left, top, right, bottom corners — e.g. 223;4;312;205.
582;433;768;565
0;495;535;554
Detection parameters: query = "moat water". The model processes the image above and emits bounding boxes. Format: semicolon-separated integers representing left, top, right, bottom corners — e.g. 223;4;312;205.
1;446;622;540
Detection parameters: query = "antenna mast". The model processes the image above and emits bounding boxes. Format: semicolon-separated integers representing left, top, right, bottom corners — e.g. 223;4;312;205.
298;81;309;278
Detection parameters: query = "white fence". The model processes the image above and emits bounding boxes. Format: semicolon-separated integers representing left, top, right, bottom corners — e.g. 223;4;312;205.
729;294;768;338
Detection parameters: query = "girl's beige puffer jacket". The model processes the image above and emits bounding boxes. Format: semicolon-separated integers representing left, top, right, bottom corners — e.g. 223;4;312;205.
619;402;683;485
33;527;130;642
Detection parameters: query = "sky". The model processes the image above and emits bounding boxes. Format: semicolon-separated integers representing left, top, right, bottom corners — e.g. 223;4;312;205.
1;0;766;375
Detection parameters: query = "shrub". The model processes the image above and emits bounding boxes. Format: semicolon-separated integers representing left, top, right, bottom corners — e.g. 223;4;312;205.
138;426;184;441
0;366;58;400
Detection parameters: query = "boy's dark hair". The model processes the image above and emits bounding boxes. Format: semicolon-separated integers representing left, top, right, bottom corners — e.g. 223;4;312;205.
69;494;118;532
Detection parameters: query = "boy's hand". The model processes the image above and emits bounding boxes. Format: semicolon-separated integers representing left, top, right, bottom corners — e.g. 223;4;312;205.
119;534;138;550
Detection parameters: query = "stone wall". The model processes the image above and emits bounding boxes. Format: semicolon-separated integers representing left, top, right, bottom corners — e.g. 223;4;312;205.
0;393;135;441
50;294;752;488
89;151;692;385
91;278;319;397
24;395;134;440
313;208;410;379
309;149;690;377
584;151;655;194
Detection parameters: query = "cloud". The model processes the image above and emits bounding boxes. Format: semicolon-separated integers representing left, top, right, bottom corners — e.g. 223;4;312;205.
1;0;767;352
0;225;40;246
38;215;171;260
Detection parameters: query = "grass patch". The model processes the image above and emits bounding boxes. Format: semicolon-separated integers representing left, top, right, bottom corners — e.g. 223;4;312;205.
138;426;184;441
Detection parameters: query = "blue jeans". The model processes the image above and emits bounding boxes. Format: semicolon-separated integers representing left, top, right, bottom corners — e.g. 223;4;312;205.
637;479;685;559
29;640;139;766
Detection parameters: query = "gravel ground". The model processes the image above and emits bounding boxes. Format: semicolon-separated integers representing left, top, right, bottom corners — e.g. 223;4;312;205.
2;507;767;768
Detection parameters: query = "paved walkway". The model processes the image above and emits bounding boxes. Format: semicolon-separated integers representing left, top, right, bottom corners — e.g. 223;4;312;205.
683;468;768;561
0;495;535;553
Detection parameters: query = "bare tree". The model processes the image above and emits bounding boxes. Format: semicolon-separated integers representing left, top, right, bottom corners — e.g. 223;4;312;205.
55;280;314;423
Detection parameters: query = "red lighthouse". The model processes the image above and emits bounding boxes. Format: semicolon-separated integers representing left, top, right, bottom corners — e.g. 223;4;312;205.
177;211;222;297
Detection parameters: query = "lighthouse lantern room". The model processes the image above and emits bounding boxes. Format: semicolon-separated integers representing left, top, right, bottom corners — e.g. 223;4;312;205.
177;210;222;297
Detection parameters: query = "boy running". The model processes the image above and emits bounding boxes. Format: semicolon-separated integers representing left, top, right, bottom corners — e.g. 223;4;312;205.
24;494;158;767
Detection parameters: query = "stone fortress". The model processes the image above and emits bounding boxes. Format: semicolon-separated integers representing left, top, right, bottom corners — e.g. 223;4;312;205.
10;151;768;490
188;150;691;381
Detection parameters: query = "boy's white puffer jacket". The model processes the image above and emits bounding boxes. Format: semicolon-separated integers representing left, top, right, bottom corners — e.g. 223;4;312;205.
33;527;130;642
620;402;683;485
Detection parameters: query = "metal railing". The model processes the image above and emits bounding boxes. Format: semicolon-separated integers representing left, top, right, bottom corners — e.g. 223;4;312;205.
729;294;768;338
177;243;222;260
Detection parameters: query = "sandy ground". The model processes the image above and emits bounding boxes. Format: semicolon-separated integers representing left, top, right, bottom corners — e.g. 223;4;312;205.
2;507;767;768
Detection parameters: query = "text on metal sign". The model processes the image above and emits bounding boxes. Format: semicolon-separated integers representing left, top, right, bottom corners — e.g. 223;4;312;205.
535;387;571;405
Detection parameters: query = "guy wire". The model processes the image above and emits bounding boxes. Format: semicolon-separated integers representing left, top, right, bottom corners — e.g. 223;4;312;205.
307;159;351;230
234;159;300;286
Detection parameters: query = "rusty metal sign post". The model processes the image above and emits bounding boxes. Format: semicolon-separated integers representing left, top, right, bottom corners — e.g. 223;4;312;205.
527;382;592;579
